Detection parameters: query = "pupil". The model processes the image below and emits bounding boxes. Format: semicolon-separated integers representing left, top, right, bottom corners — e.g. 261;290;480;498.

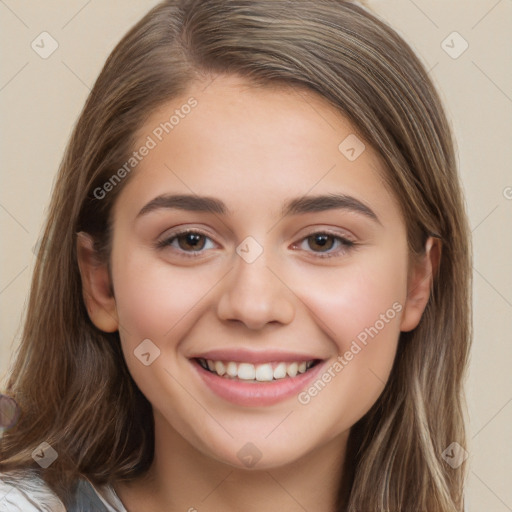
180;233;204;251
310;234;333;251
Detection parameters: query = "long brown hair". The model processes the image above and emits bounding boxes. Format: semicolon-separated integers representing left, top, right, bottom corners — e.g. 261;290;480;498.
0;1;472;510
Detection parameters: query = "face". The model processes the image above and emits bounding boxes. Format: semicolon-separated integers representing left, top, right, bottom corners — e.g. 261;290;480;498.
80;74;433;470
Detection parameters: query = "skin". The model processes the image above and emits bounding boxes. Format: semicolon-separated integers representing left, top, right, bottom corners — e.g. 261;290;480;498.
77;74;439;511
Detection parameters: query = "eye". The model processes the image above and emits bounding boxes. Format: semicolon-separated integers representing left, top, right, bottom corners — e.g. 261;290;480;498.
156;229;216;257
293;231;355;258
156;229;356;259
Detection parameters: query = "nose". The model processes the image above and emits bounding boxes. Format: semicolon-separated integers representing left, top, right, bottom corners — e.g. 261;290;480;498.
216;249;295;330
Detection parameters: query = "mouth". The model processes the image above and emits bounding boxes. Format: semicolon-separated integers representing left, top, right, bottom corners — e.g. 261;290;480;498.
190;354;325;407
195;358;320;382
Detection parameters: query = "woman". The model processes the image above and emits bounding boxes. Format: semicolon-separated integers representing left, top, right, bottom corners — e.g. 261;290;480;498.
0;1;472;510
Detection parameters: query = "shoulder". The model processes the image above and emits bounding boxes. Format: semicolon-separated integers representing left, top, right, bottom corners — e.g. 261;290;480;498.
0;469;126;512
0;470;65;511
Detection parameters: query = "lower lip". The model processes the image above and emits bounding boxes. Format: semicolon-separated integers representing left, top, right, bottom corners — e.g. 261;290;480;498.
192;359;325;407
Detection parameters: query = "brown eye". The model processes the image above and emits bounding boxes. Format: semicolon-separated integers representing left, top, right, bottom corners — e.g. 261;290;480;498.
156;230;216;257
177;232;207;251
293;231;355;259
306;234;335;252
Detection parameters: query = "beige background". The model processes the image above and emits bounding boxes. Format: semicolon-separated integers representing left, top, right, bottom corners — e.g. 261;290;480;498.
1;1;511;509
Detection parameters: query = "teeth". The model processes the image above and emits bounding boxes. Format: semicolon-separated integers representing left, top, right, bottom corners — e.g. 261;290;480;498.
287;362;298;377
226;361;238;377
214;361;226;376
200;358;315;381
237;363;256;380
273;362;287;380
255;364;274;382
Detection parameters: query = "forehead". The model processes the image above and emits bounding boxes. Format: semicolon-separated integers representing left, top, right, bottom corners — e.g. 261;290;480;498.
115;74;401;226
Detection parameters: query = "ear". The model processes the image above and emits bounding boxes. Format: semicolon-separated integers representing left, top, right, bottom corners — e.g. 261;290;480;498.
76;231;119;333
400;236;441;332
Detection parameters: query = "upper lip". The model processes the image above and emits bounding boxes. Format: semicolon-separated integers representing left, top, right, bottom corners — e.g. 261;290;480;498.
190;349;322;364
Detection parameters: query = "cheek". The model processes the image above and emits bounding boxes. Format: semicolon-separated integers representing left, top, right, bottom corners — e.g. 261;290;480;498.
111;245;221;344
291;248;408;345
109;246;220;432
290;251;407;429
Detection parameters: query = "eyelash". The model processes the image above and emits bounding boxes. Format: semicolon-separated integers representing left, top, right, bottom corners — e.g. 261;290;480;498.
156;229;356;259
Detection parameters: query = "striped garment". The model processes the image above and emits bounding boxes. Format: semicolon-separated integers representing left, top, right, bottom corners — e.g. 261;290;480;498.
0;470;126;512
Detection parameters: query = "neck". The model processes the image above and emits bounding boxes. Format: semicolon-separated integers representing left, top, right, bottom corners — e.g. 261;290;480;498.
116;411;350;512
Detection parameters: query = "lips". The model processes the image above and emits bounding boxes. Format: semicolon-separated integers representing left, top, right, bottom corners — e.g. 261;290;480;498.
189;349;325;407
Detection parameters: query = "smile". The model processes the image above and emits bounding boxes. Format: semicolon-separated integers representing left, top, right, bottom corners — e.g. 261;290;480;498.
191;354;325;407
197;358;317;382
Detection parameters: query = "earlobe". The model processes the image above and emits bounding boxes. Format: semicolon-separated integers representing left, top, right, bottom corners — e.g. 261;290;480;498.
400;236;441;332
76;231;119;333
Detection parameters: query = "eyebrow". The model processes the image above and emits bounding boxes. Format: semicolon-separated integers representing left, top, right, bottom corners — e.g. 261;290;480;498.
137;193;381;224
